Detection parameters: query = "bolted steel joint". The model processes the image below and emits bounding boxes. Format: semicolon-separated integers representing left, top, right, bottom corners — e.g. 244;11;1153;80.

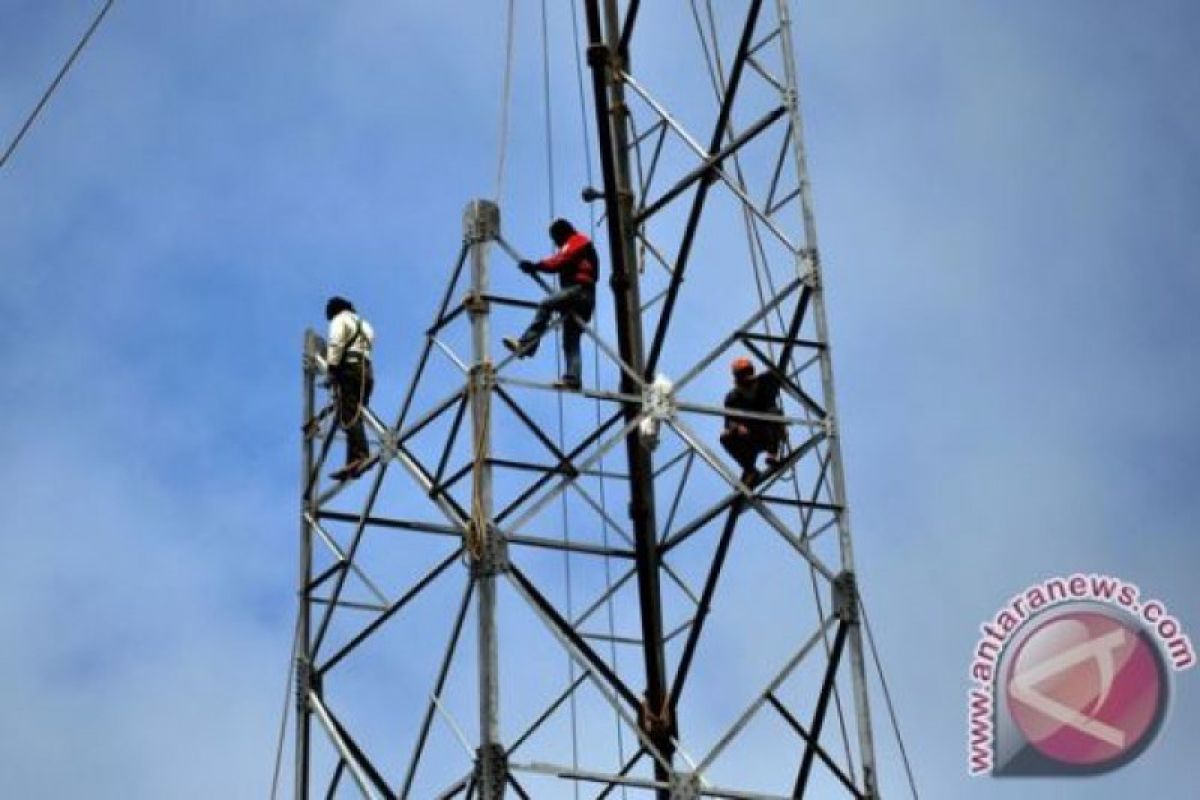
821;413;837;438
463;291;490;316
295;654;321;712
462;199;501;245
474;742;508;797
469;361;497;392
833;571;859;624
470;523;510;577
669;771;700;799
376;429;400;464
586;42;608;69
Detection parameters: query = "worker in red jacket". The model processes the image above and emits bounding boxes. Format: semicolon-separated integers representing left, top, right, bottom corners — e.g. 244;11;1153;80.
503;218;598;390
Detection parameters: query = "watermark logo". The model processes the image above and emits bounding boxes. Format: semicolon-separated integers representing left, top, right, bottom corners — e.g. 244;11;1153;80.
967;574;1193;777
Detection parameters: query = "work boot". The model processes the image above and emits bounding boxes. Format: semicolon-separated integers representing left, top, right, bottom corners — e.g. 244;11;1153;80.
553;375;582;392
740;467;761;488
330;456;368;482
503;336;536;358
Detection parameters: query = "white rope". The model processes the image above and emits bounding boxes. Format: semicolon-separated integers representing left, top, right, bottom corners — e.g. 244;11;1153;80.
493;0;518;202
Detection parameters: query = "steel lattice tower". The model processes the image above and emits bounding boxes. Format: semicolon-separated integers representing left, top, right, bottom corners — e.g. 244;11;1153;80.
289;1;890;797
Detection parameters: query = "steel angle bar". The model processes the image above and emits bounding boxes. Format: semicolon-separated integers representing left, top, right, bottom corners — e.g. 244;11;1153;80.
583;631;642;647
763;124;793;217
400;579;475;799
640;286;669;316
508;671;589;754
619;72;798;255
694;615;836;775
390;441;470;529
652;446;692;479
309;597;388;613
481;293;541;311
304;511;389;605
661;449;696;540
505;567;679;773
307;561;342;596
493;384;571;463
666;418;835;581
594;747;647;800
633;230;675;278
794;621;852;796
746;54;786;94
506;775;533;800
394;241;470;430
431;774;473;800
506;532;635;560
632;113;671;206
433;395;470;486
430;336;471;375
305;418;339;498
739;331;823;350
632;117;667;148
749;23;783;56
311;461;395;656
326;760;346;800
643;0;767;376
316;510;460;539
670;495;745;704
574;563;637;629
740;339;824;419
765;695;863;798
308;692;390;800
672;398;822;430
765;186;801;217
426;303;468;338
635;105;787;225
510;762;667;793
671;276;803;391
495;409;624;525
508;565;640;710
318;548;463;675
513;762;792;800
432;692;476;757
758;494;839;513
504;416;641;534
395;387;468;446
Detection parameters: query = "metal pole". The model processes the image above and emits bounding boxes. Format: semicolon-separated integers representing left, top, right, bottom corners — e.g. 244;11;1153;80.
774;1;880;793
296;330;319;798
464;199;507;799
582;2;674;794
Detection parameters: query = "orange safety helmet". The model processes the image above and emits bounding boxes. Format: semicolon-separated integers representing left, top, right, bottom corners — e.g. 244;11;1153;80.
731;356;754;377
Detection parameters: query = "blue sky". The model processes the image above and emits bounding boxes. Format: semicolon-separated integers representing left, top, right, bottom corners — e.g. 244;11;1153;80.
1;1;1197;797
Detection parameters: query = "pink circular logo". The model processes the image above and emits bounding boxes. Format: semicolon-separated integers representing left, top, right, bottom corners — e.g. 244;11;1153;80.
1004;609;1165;768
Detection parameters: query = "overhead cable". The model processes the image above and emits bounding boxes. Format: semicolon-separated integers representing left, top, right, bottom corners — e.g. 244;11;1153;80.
1;0;117;171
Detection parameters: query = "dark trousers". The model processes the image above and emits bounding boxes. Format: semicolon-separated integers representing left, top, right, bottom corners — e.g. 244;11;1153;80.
720;425;780;474
519;284;595;381
336;359;374;464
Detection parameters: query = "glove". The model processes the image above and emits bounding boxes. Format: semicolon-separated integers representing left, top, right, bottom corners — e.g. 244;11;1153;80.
518;259;537;274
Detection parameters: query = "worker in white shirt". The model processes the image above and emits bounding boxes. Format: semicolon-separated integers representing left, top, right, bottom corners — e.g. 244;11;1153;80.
325;296;375;481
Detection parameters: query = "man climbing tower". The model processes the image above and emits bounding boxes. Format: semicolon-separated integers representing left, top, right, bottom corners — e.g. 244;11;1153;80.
720;356;784;485
325;296;375;481
503;218;598;391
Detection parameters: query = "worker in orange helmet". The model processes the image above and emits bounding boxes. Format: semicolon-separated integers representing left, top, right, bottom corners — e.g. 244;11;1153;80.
503;218;599;391
720;356;784;484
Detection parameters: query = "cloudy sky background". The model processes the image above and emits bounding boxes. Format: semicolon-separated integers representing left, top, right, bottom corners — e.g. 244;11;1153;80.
1;0;1197;797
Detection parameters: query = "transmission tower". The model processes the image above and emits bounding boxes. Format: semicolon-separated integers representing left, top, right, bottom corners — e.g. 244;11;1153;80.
284;1;898;797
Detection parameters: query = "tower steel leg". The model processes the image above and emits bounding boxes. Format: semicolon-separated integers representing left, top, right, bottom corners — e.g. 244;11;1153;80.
464;200;508;799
